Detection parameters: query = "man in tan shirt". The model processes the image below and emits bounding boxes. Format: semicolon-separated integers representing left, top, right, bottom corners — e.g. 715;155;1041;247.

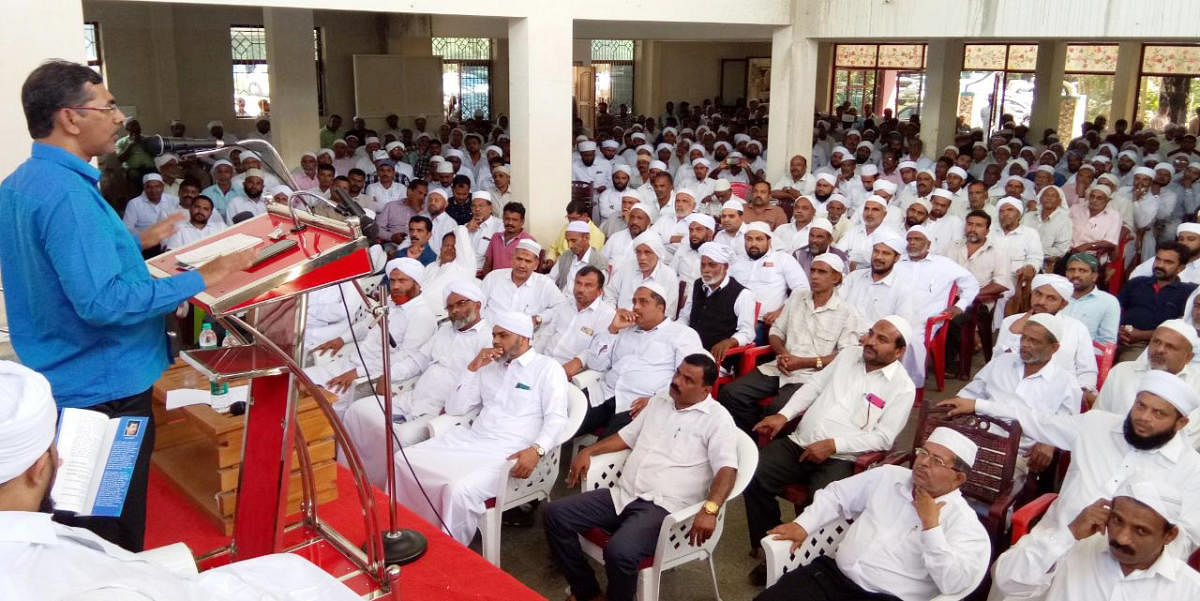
742;180;788;231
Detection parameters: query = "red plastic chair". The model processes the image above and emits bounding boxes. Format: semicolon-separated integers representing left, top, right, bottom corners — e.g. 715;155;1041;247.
710;303;762;398
1010;492;1058;545
1106;233;1133;295
1093;341;1117;392
729;181;751;199
924;284;960;393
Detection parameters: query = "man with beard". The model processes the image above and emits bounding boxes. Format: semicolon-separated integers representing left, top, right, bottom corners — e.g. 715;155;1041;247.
835;196;897;270
903;197;931;230
393;309;569;545
792;218;847;277
730;222;810;343
1060;253;1120;345
898;225;979;387
536;266;616;379
223;168;267;225
681;242;756;362
670;213;716;308
1129;222;1200;284
595;166;634;231
810;173;837;214
994;274;1098;396
839;232;913;326
1118;242;1198;361
940;369;1200;564
550;220;605;294
945;313;1081;479
164;195;225;251
603;202;653;271
1095;320;1200;440
572;140;612;195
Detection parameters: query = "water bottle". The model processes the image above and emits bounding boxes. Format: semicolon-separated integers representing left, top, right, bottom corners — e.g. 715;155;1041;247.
198;324;230;409
198;323;218;349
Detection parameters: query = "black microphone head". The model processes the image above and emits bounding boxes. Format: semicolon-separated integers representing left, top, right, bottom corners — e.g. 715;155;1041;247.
141;135;224;156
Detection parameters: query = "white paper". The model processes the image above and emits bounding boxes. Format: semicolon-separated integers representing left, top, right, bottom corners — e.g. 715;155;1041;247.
164;385;249;411
175;233;262;267
49;409;110;514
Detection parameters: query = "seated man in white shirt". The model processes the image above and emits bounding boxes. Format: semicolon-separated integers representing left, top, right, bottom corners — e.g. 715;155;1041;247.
746;316;916;580
835;195;899;270
164;194;226;251
393;311;569;545
947;312;1081;480
994;273;1099;398
602;201;652;270
466;191;503;270
771;154;816;203
670;213;716;310
714;198;749;261
545;354;740;601
605;232;679;311
993;476;1200;601
536;266;616;380
224;169;268;225
899;225;980;387
839;231;913;325
582;282;705;436
123;173;181;236
729;221;810;343
759;427;990;601
481;238;564;326
550;221;606;294
0;361;360;601
681;242;757;363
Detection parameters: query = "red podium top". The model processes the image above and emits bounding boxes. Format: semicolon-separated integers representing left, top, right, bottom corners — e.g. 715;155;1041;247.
146;207;372;316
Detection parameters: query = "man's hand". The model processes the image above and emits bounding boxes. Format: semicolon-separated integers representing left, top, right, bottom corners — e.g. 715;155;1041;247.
1068;498;1112;541
390;232;407;244
566;449;591;487
562;358;584;379
630;396;650;418
711;338;739;363
762;308;783;326
768;522;809;552
374;376;389;395
507;446;540;479
311;337;346;356
467;219;480;233
1026;442;1055;473
753;414;789;439
912;487;945;530
1118;326;1133;345
688;511;718;546
197;248;257;287
324;369;358;394
139;213;186;249
775;354;794;376
936;397;976;417
798;439;836;463
468;347;504;371
609;309;636;334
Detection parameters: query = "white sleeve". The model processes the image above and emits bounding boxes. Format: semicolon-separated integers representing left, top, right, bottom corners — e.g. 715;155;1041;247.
732;289;757;346
992;527;1082;599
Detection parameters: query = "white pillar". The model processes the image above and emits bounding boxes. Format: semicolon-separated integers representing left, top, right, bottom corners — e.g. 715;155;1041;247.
263;8;319;171
1110;41;1143;125
765;26;818;182
921;39;965;153
508;10;573;244
1030;41;1067;138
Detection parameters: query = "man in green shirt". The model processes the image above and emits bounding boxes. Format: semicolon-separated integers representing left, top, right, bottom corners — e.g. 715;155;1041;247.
115;118;156;192
319;113;342;149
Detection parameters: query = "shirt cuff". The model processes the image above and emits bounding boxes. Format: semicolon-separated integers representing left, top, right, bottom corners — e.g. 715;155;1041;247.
174;269;207;298
919;524;949;549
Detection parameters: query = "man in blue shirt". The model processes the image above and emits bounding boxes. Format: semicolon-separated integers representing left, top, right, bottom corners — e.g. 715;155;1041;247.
1117;241;1198;362
1061;253;1120;344
0;61;253;551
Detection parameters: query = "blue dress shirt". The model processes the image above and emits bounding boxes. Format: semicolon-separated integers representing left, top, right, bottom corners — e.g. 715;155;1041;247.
0;143;205;408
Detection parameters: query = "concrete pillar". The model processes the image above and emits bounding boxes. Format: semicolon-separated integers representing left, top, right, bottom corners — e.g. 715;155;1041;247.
1029;41;1067;138
1110;41;1143;125
921;39;965;153
264;8;319;169
508;9;573;244
766;25;818;182
634;40;658;117
814;42;834;112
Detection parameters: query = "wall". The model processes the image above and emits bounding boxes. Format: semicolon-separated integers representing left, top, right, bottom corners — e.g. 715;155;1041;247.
640;41;772;114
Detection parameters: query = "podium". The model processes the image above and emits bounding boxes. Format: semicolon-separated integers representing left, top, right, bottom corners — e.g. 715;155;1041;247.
147;204;409;595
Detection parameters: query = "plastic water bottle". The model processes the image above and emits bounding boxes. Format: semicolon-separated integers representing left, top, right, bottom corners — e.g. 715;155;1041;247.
198;324;230;408
198;323;219;349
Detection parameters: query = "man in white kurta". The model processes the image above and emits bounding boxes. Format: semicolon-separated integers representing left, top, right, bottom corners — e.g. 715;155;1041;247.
535;267;617;378
163;195;226;251
393;311;569;545
898;225;980;386
303;282;366;353
481;238;564;325
993;274;1098;392
728;221;810;338
605;232;679;311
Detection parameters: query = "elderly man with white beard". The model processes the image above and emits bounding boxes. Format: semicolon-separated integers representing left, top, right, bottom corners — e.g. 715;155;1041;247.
993;273;1098;399
605;232;679;312
898;225;979;387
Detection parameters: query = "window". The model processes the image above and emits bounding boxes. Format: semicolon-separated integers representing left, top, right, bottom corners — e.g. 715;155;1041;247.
84;22;102;74
591;40;635;115
432;37;492;121
314;27;327;116
830;44;926;121
1061;44;1118;136
960;43;1038;134
230;26;269;118
1136;44;1200;129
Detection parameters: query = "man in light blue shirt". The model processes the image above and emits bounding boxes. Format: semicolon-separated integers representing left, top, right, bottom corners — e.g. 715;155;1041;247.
1061;253;1120;344
0;61;252;551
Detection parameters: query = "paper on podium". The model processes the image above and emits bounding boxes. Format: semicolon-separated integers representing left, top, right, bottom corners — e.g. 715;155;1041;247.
164;385;249;410
175;233;262;268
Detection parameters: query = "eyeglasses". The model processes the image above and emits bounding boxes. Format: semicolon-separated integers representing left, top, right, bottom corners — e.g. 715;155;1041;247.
62;104;119;113
914;447;961;471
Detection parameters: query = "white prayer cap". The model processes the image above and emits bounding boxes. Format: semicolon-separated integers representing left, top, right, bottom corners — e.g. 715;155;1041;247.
1155;162;1175;175
332;138;348;147
363;136;380;145
384;257;425;286
427;188;448;199
631;132;647;141
686;213;716;231
385;141;405;152
948;166;968;179
242;168;265;182
698;241;731;264
1178;223;1200;238
721;199;745;212
692;157;711;168
1118;149;1139;160
445;148;465;160
429;155;445;165
943;144;959;153
471;190;493;203
614;164;633;176
1026;312;1063;343
926;426;978;466
873;179;897;195
809;218;834;234
840;154;858;164
1156;319;1200;352
816;173;837;186
372;149;389;162
443;278;484;305
206;120;224;129
972;141;988;149
1144;153;1163;164
712;178;732;192
907;224;931;240
649;160;668;172
238;150;261;163
674;188;695;201
633;232;666;258
794;195;815;208
1092;154;1112;164
435;161;455;174
860;164;879;176
831;145;851;157
745;221;773;237
629;202;654;218
747;140;763;150
898;160;918;171
841;113;855;123
1190;162;1200;172
1077;163;1096;172
300;151;317;160
1115;474;1183;525
515;238;543;258
1031;273;1073;302
664;127;679;136
930;188;954;201
600;140;620;150
0;361;57;483
1087;183;1113;198
578;140;597;152
1098;173;1121;186
575;134;588;143
734;133;751;144
857;141;874;150
153;153;179;169
1137;369;1200;416
483;145;501;156
997;196;1024;214
492;164;511;176
871;231;906;254
655;143;673;153
714;141;732;151
565;221;591;234
863;195;888;209
637;281;670;302
878;314;913;346
269;184;293;198
827;193;848;206
210;159;234;172
910;197;932;213
811;252;845;274
317;148;334;159
1132;166;1155;178
1033;164;1054;175
493;310;533;339
142;172;163;184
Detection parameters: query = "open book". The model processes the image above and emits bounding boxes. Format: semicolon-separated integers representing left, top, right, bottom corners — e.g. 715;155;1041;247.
50;408;148;517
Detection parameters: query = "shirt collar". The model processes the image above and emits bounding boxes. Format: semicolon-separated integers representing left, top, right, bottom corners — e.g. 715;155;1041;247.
1109;420;1186;461
1097;540;1184;582
32;141;100;184
705;274;732;294
0;511;59;545
511;348;536;366
675;396;717;413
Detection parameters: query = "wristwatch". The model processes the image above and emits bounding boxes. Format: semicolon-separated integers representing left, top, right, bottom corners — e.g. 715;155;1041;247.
814;356;823;369
702;501;720;516
533;444;546;457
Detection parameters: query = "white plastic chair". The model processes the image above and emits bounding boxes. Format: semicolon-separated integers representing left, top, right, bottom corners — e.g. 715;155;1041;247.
569;369;607;459
480;386;588;566
578;430;759;601
760;519;971;601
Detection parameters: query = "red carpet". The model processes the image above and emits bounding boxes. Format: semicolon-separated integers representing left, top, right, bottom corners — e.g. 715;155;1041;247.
146;465;546;600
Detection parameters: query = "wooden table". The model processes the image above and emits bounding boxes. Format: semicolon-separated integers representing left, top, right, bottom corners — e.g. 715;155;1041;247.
151;361;339;535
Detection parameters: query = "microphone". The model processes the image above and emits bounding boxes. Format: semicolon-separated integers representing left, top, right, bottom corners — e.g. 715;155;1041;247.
142;135;224;155
330;187;380;241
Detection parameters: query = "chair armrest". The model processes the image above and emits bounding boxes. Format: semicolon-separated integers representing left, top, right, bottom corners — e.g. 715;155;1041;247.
879;450;913;466
721;343;754;366
571;369;602;390
853;450;887;472
581;450;631;492
760;535;796;588
1010;493;1059;544
739;345;775;376
924;310;954;346
426;411;476;438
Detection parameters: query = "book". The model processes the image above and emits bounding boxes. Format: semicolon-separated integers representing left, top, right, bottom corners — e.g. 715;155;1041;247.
174;232;262;269
50;408;148;517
